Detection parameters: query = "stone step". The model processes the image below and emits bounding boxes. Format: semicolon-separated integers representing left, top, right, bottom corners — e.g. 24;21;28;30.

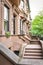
25;44;41;48
24;53;42;56
23;44;42;59
23;56;43;59
25;50;42;53
25;48;41;50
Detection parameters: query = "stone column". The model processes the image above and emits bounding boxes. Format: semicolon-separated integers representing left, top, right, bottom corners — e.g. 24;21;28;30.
18;16;21;35
0;0;4;35
9;6;13;35
15;15;19;35
23;22;26;34
0;1;2;34
1;1;5;35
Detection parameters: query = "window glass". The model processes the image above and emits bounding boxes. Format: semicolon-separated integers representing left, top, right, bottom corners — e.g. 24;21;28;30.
4;5;9;32
20;19;23;34
19;0;24;9
4;6;9;21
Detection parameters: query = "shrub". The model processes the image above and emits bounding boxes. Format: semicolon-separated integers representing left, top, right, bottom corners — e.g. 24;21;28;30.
5;32;11;38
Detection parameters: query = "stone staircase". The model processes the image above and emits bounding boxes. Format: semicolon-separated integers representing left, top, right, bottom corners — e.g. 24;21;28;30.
18;35;43;59
0;35;43;65
23;44;43;59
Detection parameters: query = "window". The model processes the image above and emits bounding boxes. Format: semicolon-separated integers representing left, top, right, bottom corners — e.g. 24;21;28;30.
4;5;9;32
20;19;23;34
19;0;24;9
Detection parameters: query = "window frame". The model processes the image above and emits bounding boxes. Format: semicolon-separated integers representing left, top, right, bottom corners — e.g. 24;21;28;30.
4;5;9;32
22;0;24;8
20;19;23;34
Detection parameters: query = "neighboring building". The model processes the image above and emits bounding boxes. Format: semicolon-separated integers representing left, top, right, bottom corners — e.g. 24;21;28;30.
0;0;30;51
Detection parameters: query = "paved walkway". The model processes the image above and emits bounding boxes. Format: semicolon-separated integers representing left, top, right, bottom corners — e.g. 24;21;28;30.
19;59;43;65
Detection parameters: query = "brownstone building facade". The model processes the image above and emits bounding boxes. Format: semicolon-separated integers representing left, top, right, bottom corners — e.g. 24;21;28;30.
0;0;30;51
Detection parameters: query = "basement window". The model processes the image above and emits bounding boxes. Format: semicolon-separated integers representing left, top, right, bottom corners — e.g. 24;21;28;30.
14;51;19;56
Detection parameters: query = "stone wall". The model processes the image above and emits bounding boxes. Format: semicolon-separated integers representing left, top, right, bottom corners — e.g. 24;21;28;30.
0;35;24;51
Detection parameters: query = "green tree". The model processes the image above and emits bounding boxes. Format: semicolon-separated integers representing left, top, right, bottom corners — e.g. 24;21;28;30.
30;11;43;39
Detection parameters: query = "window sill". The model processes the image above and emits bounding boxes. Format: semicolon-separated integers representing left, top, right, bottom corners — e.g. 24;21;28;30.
0;34;25;37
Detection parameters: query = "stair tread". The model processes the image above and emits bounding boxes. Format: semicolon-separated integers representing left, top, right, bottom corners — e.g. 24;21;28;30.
23;56;43;58
25;48;41;50
23;57;43;59
25;45;41;48
25;50;42;53
24;53;42;56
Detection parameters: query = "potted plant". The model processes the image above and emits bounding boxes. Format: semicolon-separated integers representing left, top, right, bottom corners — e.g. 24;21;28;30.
5;32;11;38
